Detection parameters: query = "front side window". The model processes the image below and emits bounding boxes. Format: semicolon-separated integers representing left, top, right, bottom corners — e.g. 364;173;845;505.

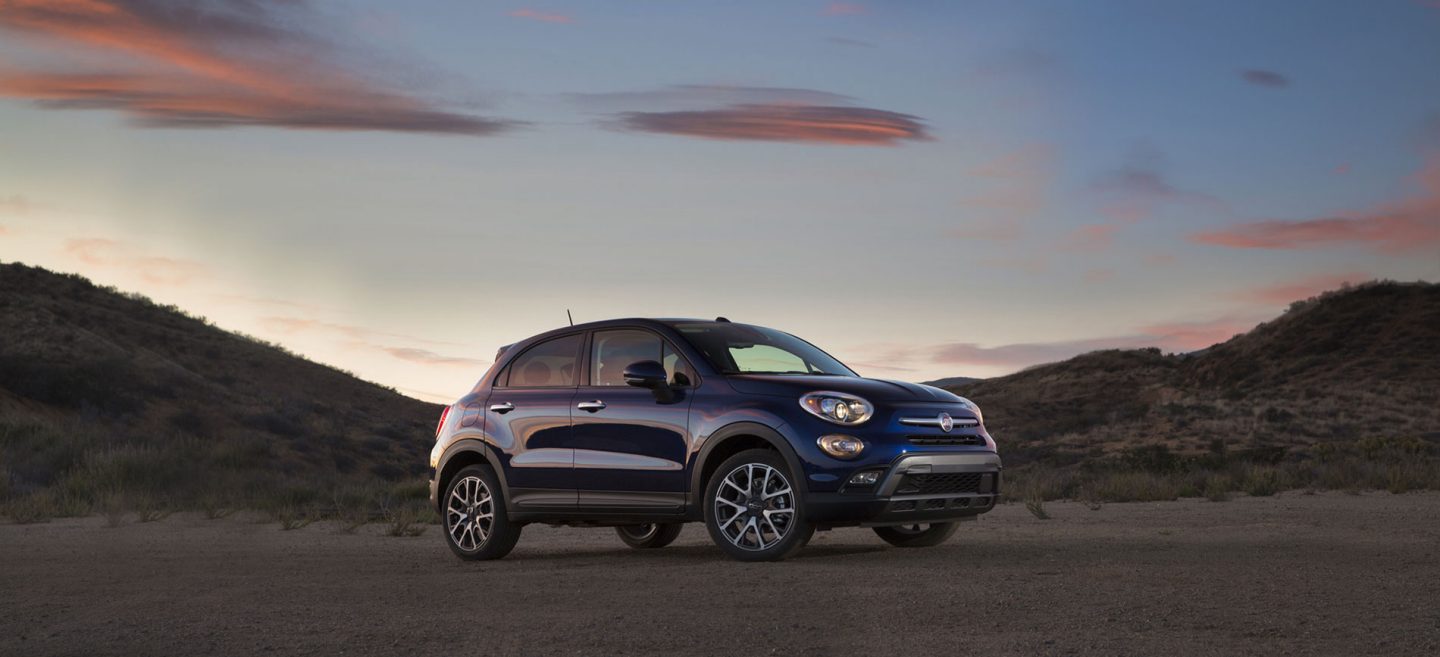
592;329;662;386
505;333;583;387
669;322;856;376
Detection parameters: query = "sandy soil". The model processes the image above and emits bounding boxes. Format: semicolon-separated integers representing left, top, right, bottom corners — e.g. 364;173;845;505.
3;493;1439;657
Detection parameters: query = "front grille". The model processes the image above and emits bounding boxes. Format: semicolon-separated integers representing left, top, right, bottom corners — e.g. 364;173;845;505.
895;472;986;496
907;435;987;446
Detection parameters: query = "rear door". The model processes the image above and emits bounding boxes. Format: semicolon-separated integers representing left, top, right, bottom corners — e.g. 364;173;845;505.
485;332;584;509
570;328;695;511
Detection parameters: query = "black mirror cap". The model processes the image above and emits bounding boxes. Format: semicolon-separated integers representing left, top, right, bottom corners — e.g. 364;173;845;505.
622;360;668;388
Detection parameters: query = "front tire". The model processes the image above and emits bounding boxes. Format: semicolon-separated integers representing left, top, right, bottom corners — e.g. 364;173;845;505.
615;523;684;549
703;449;814;562
442;465;521;560
873;522;958;548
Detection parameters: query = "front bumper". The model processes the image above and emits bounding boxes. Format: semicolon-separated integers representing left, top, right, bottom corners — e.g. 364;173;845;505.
804;452;1002;527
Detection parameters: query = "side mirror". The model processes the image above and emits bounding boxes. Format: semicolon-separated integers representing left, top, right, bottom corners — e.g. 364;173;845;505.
623;360;668;388
623;360;675;402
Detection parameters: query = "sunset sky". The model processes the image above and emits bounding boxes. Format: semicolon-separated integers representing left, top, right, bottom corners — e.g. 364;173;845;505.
2;1;1438;402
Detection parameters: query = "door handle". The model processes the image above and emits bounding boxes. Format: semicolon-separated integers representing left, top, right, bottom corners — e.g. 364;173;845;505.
576;400;606;412
489;402;515;414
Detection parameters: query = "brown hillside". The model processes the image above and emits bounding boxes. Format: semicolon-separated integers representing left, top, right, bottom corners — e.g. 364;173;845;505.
0;262;443;510
953;281;1440;466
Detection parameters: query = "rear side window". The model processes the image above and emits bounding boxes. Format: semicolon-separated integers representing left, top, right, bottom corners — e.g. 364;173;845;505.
504;334;583;387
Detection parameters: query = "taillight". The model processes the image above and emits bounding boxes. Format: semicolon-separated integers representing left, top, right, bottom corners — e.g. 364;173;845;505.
435;405;451;437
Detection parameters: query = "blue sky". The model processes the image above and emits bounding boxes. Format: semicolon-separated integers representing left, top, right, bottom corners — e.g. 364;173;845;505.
1;1;1437;400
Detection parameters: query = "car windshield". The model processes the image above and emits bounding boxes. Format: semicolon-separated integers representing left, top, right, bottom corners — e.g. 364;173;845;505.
667;322;857;376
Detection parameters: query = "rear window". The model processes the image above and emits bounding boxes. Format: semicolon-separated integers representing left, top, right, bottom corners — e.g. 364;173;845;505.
502;334;583;387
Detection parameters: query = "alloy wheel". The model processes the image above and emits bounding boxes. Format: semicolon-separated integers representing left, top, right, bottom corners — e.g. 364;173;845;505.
446;475;493;551
712;463;795;551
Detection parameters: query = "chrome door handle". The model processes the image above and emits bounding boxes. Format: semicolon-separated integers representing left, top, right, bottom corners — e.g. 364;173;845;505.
489;402;515;414
576;400;606;412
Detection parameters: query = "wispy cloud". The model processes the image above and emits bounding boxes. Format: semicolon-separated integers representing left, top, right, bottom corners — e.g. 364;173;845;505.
1234;273;1370;305
259;316;483;369
932;316;1258;370
823;3;867;16
63;238;206;285
826;36;876;48
1240;69;1290;88
1092;147;1227;224
0;194;33;215
0;0;517;135
507;8;575;24
952;144;1055;241
615;104;931;146
1190;156;1440;253
569;85;854;111
259;317;463;349
381;347;486;368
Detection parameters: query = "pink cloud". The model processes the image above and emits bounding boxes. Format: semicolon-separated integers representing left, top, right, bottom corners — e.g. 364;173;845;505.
507;8;575;23
823;3;867;16
1061;223;1120;251
1334;163;1352;175
381;347;486;368
1192;156;1440;253
0;1;515;135
1143;253;1177;267
930;316;1261;370
615;104;930;146
954;144;1055;240
1233;272;1370;305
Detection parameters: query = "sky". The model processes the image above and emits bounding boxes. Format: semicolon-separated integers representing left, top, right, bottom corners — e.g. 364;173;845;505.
1;0;1437;402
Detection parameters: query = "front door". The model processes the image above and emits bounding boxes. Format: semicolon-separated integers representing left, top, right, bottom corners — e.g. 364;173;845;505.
570;328;695;511
486;332;584;509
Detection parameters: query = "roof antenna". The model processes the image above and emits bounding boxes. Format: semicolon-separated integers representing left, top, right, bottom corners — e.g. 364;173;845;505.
567;309;574;327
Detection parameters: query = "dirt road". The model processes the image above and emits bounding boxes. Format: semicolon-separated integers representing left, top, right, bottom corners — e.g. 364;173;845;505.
3;493;1439;656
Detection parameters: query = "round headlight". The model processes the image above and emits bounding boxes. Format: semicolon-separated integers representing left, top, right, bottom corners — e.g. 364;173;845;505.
800;391;874;426
817;434;866;459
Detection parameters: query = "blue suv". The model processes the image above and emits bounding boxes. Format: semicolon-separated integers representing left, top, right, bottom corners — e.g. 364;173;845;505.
429;318;1002;561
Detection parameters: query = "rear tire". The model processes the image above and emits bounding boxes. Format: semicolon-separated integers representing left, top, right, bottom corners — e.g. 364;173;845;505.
703;449;813;562
442;465;521;560
873;522;958;548
615;523;684;549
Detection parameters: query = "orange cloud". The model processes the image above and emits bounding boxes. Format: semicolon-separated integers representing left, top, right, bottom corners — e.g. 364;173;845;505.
1234;273;1370;305
0;1;516;135
508;8;575;23
1190;156;1440;253
615;104;930;146
63;238;206;285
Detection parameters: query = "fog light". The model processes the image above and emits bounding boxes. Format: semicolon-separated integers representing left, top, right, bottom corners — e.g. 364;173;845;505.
818;434;865;459
848;471;880;486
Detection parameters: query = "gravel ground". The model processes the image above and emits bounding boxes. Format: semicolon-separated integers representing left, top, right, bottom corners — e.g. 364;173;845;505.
3;492;1439;657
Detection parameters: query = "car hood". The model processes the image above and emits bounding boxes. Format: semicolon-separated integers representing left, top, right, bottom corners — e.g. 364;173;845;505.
725;375;962;402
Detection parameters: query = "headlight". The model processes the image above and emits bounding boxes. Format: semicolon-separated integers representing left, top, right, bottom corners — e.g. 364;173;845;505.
957;396;983;422
817;434;865;459
799;391;874;426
